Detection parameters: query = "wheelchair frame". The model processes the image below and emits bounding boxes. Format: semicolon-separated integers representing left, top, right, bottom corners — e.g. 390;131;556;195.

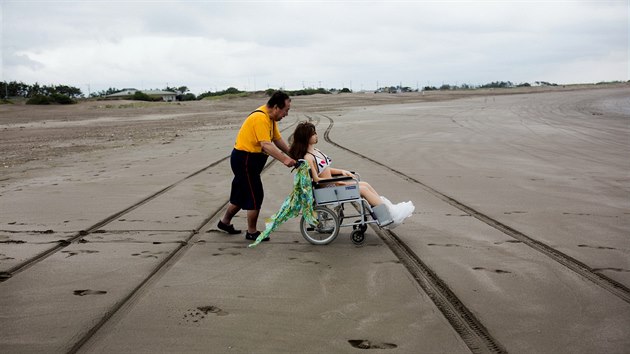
300;169;392;245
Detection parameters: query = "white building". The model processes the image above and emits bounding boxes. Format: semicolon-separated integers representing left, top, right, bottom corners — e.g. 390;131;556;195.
105;89;177;102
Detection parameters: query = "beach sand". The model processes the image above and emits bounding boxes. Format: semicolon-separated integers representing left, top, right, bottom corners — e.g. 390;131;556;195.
1;84;629;353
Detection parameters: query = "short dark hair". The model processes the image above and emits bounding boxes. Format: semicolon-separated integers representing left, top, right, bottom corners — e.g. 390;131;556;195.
267;91;291;109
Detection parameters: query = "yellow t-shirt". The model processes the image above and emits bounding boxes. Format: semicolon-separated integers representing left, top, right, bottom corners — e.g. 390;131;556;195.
234;105;282;153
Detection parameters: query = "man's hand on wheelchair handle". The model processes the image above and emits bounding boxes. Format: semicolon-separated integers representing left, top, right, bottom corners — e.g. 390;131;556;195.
284;156;297;167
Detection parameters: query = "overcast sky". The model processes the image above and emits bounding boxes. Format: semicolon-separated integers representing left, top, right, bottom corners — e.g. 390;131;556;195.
1;0;628;95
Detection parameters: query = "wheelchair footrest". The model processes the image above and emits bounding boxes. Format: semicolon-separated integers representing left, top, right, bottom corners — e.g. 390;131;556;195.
373;204;394;227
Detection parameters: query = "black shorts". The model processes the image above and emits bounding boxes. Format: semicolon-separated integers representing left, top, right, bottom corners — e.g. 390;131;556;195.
229;149;269;210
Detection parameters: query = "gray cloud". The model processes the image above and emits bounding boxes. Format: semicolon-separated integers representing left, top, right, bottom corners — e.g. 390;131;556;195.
4;50;45;70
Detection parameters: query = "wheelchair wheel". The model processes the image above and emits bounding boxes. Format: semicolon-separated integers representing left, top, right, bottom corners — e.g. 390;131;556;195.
300;206;340;245
351;230;365;245
352;220;368;233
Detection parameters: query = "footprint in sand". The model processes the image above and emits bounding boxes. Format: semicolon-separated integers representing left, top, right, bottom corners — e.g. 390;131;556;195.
289;248;315;253
181;306;229;324
348;340;397;349
373;260;401;265
427;243;464;248
593;267;630;273
0;254;15;261
494;240;522;245
61;250;99;258
577;244;616;250
131;250;169;259
197;305;229;316
0;240;26;244
74;289;107;296
218;246;245;250
287;257;320;265
212;252;241;256
473;267;512;274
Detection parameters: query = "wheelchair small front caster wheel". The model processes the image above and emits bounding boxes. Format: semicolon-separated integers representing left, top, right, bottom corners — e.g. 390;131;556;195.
351;230;365;245
353;220;368;232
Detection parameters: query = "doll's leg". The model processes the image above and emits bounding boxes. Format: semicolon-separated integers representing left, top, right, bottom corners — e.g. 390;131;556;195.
359;183;383;206
360;181;378;195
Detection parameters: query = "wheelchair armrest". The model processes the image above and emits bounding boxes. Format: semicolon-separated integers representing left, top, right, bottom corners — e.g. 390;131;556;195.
313;175;355;187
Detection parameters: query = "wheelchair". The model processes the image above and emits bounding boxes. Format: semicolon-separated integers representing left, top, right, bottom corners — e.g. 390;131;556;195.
299;161;393;245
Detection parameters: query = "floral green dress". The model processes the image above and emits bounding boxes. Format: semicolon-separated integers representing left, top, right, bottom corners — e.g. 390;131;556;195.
249;162;318;247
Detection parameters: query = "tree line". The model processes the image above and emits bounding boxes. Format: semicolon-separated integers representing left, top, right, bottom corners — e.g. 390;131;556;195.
196;87;333;100
0;81;199;104
421;81;559;91
0;81;83;97
1;81;344;105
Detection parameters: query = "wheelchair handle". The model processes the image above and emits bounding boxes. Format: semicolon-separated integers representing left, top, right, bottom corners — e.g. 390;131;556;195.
291;159;307;172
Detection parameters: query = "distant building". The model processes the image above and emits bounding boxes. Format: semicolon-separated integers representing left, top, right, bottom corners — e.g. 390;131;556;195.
104;89;177;102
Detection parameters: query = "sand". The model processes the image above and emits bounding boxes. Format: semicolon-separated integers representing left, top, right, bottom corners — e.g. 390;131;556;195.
0;83;629;353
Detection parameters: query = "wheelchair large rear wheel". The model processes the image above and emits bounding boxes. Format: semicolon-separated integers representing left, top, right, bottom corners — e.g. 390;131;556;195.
300;206;340;245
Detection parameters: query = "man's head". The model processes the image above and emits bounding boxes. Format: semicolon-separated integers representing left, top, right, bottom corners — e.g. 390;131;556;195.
267;91;291;121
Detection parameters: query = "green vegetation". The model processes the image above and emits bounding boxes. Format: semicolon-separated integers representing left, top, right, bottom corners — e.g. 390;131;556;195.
377;86;414;93
480;81;516;88
26;95;52;105
422;80;555;92
165;85;196;101
180;93;197;101
26;93;76;105
2;81;82;104
281;88;331;96
596;80;625;85
50;93;75;104
197;87;244;100
198;87;334;100
91;87;125;97
132;91;154;101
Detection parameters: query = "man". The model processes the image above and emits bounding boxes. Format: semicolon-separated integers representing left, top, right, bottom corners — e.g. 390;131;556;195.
217;91;296;241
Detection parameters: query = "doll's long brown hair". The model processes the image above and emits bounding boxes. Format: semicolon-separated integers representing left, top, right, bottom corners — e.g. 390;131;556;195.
289;121;316;160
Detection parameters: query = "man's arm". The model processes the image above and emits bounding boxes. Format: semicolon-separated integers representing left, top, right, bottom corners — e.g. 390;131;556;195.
273;138;290;155
261;141;295;167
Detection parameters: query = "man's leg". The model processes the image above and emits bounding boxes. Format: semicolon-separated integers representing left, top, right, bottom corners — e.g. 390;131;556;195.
246;209;260;233
221;203;240;225
217;203;242;234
